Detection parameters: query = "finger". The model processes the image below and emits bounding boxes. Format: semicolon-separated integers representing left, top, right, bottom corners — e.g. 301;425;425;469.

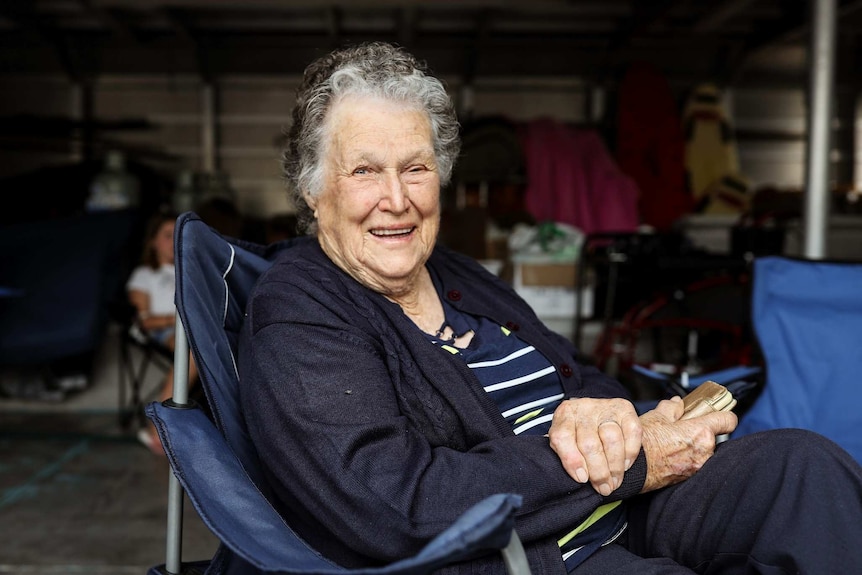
669;395;685;417
619;415;643;473
576;419;613;496
608;400;643;473
548;415;590;484
597;420;626;492
704;410;739;435
652;397;684;420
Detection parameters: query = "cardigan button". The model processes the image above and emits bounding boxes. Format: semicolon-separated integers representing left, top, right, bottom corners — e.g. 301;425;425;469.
447;289;462;301
505;321;520;331
560;364;574;377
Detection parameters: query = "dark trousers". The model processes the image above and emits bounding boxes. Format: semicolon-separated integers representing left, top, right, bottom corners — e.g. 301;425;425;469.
575;429;862;574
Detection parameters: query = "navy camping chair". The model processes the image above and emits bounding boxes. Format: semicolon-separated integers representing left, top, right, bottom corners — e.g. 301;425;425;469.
145;213;531;575
629;364;761;415
732;256;862;463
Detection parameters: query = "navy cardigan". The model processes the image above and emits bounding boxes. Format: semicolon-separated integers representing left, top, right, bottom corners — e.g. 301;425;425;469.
238;238;647;574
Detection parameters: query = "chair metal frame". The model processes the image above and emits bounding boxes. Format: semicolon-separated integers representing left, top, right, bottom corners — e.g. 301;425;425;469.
165;317;190;573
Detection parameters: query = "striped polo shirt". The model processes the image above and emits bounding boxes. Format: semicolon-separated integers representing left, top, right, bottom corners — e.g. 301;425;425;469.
423;295;627;571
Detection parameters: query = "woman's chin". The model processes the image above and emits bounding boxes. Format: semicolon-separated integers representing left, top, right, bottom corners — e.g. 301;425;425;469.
358;258;427;294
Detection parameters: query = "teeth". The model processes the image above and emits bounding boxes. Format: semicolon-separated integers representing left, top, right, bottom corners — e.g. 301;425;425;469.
371;228;413;237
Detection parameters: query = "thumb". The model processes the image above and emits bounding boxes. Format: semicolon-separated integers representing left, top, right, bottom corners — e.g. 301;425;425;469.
704;410;738;435
652;397;684;421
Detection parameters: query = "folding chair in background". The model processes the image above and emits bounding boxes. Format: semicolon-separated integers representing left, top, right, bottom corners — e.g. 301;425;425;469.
732;256;862;463
146;213;532;575
116;301;173;429
574;232;761;407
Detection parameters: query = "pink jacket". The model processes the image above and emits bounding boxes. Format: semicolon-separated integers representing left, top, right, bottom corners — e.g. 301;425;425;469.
522;118;639;234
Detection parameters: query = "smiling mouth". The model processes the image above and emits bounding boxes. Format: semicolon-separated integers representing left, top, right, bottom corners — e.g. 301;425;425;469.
370;226;415;238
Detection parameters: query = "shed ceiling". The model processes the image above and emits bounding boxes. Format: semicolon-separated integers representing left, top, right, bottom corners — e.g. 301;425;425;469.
1;0;861;89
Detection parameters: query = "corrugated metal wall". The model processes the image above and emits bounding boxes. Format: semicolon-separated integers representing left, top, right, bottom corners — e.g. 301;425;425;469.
1;74;857;220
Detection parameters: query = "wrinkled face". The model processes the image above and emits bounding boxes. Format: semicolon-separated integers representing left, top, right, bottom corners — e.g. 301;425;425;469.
153;220;175;265
306;95;441;296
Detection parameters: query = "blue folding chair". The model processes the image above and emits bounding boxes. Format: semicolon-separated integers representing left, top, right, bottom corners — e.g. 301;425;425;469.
732;256;862;463
145;213;531;575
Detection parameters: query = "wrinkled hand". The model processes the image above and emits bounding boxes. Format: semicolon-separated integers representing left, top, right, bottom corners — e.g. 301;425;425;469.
639;396;738;493
548;398;642;496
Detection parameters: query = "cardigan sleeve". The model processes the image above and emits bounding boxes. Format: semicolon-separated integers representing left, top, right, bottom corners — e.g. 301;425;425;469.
239;274;647;567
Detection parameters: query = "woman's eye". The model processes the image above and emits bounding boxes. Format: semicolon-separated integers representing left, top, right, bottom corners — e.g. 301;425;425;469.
353;167;369;175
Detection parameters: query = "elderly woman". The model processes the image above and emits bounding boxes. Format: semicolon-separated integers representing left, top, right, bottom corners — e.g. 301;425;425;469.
238;43;862;574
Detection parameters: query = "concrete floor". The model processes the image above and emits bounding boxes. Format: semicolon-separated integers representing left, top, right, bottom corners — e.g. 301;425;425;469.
0;324;219;574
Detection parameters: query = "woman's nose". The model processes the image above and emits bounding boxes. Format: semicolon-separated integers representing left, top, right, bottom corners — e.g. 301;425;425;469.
378;172;409;213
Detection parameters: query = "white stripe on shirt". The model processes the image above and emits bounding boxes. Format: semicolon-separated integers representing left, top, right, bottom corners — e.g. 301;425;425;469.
483;366;557;393
467;346;536;369
501;393;565;419
513;413;555;435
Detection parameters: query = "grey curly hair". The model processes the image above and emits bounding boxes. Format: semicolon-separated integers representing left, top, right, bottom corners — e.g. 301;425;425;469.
282;42;460;234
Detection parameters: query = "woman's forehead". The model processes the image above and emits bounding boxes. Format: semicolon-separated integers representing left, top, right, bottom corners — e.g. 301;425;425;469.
326;94;427;128
324;97;433;157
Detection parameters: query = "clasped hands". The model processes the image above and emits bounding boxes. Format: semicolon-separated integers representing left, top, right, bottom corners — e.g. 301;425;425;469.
547;396;738;496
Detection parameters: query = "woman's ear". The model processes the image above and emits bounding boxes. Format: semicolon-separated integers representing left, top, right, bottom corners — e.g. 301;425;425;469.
303;192;318;217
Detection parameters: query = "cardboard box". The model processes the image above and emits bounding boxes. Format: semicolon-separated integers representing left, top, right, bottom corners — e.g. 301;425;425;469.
516;262;578;289
514;284;594;319
512;260;590;309
505;259;593;341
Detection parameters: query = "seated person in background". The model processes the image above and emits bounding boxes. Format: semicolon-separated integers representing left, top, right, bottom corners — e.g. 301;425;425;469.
127;211;197;455
238;42;862;574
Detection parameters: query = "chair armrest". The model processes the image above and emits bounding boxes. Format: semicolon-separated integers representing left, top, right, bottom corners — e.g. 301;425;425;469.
632;364;762;395
146;402;526;575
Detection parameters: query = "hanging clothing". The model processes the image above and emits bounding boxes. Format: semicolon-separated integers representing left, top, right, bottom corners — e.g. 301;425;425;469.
521;118;639;234
616;62;691;231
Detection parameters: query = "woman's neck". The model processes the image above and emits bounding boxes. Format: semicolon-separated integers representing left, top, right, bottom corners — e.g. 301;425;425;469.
387;268;445;335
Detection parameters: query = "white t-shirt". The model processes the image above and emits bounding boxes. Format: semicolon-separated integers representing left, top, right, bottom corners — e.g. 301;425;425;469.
126;263;176;316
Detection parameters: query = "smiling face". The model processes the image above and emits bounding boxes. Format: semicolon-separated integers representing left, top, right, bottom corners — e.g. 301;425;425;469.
306;95;441;297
